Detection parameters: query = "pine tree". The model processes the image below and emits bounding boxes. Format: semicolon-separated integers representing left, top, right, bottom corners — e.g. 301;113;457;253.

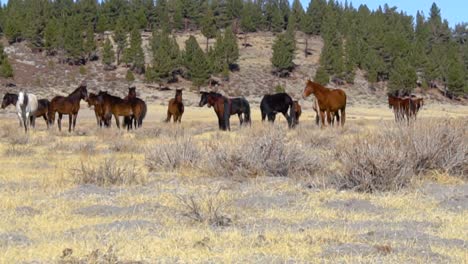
388;57;416;95
155;0;170;31
114;17;127;65
102;37;115;66
227;0;243;33
314;66;329;85
146;30;180;82
84;23;97;61
240;0;257;33
44;19;59;55
64;15;84;64
290;0;304;31
184;36;211;87
271;32;295;73
223;27;239;67
124;26;145;74
0;43;14;78
201;7;217;52
126;69;135;82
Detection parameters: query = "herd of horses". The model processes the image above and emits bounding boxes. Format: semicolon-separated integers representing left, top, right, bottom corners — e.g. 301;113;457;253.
0;80;424;133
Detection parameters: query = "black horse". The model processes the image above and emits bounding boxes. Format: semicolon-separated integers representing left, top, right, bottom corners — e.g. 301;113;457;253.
199;92;251;128
260;93;296;128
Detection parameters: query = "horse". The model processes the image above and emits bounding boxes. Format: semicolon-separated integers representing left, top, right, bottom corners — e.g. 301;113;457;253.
410;96;424;119
302;80;346;127
388;95;412;123
16;92;39;132
293;101;302;126
166;89;185;123
122;87;147;129
49;84;88;132
199;92;251;127
260;93;296;128
2;93;50;128
87;92;110;127
199;92;231;131
311;97;340;126
98;91;146;130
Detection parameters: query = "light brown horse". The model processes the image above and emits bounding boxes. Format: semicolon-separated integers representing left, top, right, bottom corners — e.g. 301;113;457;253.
303;80;347;127
166;89;184;123
49;84;88;132
388;95;423;122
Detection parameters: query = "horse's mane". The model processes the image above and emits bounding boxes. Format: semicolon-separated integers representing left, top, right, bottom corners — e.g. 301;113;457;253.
307;80;327;91
68;85;86;98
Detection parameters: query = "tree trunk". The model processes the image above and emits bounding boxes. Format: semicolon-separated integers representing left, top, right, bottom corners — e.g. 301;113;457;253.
206;37;209;52
184;18;189;32
305;37;308;57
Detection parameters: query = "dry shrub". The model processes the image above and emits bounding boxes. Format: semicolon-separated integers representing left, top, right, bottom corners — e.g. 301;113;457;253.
4;145;35;156
7;133;30;145
0;124;19;140
205;127;320;178
108;139;139;153
294;125;336;149
52;141;96;155
145;136;200;171
73;158;146;186
335;134;415;192
177;194;232;227
408;120;467;177
134;127;162;139
335;119;467;192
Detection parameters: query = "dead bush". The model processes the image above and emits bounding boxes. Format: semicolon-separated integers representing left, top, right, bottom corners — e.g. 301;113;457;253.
335;134;415;192
335;119;467;192
205;127;321;178
145;136;200;171
73;158;146;186
4;145;35;156
108;139;139;153
177;194;232;227
7;133;30;145
408;120;467;177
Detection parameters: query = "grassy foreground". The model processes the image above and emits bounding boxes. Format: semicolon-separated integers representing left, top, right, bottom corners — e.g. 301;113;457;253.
0;104;466;263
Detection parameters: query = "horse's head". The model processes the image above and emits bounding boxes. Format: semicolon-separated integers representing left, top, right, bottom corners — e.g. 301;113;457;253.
128;87;136;98
175;89;183;102
302;80;315;98
87;93;98;107
199;92;209;107
1;93;17;109
79;86;89;101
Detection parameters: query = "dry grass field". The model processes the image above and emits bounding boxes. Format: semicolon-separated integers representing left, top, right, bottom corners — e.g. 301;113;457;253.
0;103;466;263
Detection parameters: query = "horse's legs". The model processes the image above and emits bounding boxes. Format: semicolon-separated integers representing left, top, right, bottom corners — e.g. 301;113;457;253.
43;115;49;129
114;115;120;129
31;115;36;130
57;113;63;131
340;108;346;127
238;113;243;126
68;114;72;132
165;111;172;123
319;111;326;128
261;110;266;122
17;112;24;128
326;111;332;126
73;113;78;131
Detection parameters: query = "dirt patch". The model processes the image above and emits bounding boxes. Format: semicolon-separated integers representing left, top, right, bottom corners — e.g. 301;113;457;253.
73;203;163;217
0;232;31;247
235;193;300;210
422;183;468;212
324;199;386;213
360;230;467;248
58;184;126;200
15;206;41;217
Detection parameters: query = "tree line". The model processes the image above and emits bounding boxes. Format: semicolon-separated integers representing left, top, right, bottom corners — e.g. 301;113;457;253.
0;0;466;95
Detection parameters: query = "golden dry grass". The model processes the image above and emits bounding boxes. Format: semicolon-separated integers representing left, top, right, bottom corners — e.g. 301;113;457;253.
0;103;467;263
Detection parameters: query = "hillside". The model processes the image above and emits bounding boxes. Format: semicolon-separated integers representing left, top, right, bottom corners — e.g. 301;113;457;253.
0;31;461;110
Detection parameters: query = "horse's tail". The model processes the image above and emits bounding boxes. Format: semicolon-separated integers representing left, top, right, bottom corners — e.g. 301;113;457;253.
243;98;251;125
138;101;147;126
223;98;230;131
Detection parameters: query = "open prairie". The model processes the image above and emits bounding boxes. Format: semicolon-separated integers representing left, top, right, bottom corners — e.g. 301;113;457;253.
0;102;466;263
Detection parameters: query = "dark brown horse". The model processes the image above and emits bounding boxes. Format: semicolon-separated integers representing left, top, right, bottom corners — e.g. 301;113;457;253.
49;84;88;132
98;91;146;130
123;87;147;129
166;89;184;123
303;80;347;127
2;93;50;128
88;92;110;127
199;92;230;131
388;95;423;122
410;96;424;119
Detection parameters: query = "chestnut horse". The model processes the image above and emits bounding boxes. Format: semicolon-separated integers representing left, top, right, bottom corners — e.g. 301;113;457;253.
199;92;231;131
166;89;184;123
293;101;302;126
87;92;110;127
49;84;88;132
388;95;423;122
2;93;50;128
303;80;346;127
98;91;146;130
